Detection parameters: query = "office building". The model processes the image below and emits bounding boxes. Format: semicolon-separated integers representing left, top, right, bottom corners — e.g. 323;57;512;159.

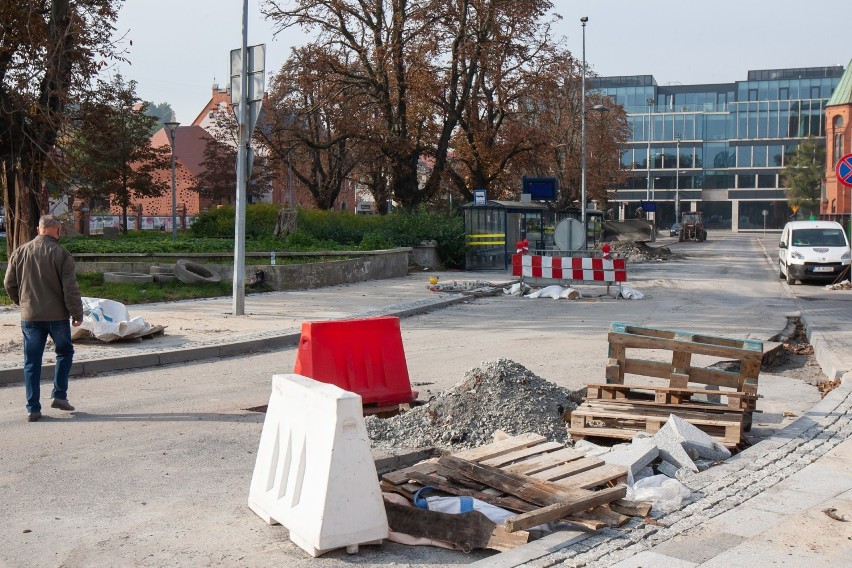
592;64;846;231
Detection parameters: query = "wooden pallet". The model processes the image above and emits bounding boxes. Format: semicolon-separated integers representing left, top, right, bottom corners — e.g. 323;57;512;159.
606;322;763;396
380;433;636;549
586;383;759;412
569;399;744;449
575;323;765;447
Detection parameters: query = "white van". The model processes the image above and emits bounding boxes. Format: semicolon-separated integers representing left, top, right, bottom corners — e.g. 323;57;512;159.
778;220;850;284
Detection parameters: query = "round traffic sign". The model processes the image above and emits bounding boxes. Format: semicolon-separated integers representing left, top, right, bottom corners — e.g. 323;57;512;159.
837;153;852;188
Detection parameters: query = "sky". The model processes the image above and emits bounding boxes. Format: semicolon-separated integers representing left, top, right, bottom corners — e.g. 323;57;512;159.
114;0;850;124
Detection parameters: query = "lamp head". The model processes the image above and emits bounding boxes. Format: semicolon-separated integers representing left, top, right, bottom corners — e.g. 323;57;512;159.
580;16;588;23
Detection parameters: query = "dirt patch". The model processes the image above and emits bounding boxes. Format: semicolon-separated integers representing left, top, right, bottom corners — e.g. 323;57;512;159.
764;318;828;387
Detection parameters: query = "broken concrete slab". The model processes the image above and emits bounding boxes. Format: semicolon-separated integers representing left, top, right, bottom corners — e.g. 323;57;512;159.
648;422;700;473
666;414;732;461
602;439;659;478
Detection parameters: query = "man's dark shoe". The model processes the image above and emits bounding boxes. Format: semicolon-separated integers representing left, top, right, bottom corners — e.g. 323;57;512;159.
51;398;75;411
28;411;42;422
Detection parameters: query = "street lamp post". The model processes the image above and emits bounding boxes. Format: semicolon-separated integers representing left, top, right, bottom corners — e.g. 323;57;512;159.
674;133;681;221
580;16;588;245
163;121;180;236
646;98;655;202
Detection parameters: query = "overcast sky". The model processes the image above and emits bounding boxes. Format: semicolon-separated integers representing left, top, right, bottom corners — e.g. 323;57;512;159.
114;0;850;124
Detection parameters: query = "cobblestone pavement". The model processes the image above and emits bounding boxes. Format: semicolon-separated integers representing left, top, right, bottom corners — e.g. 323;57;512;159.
511;380;852;567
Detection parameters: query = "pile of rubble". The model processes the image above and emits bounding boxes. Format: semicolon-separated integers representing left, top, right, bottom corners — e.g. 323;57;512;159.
365;359;582;451
600;241;675;263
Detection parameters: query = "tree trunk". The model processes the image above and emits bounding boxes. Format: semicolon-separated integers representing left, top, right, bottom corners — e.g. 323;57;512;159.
3;160;41;257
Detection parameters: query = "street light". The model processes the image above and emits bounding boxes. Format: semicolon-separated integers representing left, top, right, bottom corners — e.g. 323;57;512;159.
646;98;655;202
163;121;180;236
674;133;681;220
580;16;588;245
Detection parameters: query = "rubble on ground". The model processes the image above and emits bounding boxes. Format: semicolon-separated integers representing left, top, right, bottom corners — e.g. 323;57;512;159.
427;280;497;293
825;280;851;290
365;359;583;451
599;241;676;263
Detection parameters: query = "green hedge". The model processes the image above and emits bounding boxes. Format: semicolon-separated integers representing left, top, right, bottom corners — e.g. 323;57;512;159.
0;204;468;267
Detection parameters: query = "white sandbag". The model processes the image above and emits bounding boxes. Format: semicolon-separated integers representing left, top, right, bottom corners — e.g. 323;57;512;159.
618;285;644;300
503;282;530;296
78;297;151;342
526;285;567;299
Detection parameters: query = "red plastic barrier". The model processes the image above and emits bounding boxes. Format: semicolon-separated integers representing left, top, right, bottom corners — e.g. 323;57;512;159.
293;316;415;406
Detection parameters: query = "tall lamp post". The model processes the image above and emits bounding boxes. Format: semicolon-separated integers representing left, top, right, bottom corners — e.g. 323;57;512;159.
163;121;180;236
646;98;655;202
580;16;589;244
674;133;681;221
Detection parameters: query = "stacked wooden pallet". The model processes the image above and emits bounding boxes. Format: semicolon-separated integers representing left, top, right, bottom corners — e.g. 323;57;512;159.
569;322;764;449
380;433;644;551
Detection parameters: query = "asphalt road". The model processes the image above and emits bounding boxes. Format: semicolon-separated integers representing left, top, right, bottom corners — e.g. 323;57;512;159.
0;232;830;567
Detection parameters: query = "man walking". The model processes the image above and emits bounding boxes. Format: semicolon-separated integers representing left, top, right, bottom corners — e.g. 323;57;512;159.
4;215;84;422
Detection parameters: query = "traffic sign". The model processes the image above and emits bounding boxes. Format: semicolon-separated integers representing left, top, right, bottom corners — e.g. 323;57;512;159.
837;153;852;188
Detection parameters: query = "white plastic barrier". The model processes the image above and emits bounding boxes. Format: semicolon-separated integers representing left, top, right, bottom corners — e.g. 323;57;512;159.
248;374;388;557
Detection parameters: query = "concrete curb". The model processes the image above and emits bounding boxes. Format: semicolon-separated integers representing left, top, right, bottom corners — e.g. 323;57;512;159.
0;294;469;386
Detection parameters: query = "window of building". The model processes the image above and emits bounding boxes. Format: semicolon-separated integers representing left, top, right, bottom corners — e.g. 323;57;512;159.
810;86;820;99
737;174;756;188
757;174;776;188
779;87;789;100
753;145;768;167
748;88;758;102
737;146;751;167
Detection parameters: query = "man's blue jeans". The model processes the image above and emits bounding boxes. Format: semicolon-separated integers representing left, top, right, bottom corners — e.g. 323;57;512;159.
22;320;74;413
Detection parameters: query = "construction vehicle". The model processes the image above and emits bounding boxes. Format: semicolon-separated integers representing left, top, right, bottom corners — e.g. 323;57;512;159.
679;211;707;242
601;219;657;243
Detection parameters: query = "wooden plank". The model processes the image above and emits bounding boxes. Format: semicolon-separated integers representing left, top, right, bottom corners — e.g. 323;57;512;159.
504;485;627;533
569;425;738;450
608;325;763;361
585;383;758;399
573;505;630;527
529;457;605;482
486;525;532;552
384;499;499;552
501;447;587;475
407;472;536;513
578;400;744;426
622;357;744;389
555;464;629;490
381;459;437;485
610;499;653;517
480;441;565;467
437;454;585;505
452;433;547;462
606;343;626;384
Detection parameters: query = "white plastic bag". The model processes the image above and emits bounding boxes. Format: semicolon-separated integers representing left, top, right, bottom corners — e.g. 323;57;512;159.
626;474;691;514
79;297;150;342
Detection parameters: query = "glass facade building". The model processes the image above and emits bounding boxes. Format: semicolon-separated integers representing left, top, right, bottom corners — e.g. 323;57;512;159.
591;66;845;230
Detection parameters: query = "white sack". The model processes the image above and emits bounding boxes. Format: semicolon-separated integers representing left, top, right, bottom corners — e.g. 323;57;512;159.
618;285;644;300
526;285;578;299
78;297;150;342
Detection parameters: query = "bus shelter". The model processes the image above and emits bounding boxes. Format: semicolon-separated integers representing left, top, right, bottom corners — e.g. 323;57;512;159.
462;200;546;270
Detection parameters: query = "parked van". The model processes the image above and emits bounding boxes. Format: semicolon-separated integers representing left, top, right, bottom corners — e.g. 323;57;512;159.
778;220;850;284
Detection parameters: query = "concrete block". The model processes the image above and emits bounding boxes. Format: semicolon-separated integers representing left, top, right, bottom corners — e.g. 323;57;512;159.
656;460;681;479
666;414;731;461
248;374;388;557
602;439;659;478
652;420;700;473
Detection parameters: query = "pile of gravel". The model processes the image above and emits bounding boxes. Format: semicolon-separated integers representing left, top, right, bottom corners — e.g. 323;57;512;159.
600;241;675;263
365;358;583;451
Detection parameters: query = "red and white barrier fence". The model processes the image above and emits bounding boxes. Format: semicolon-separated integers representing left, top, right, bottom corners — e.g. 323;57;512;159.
512;253;627;284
